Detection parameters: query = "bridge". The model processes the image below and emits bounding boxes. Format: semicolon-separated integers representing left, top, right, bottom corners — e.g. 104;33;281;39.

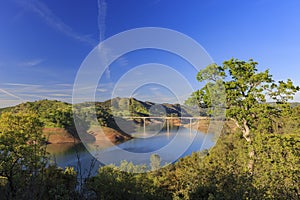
122;116;209;134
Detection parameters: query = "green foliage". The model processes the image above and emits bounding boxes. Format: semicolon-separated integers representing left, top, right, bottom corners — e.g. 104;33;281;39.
86;163;171;200
157;133;251;199
118;160;147;173
0;111;80;199
6;100;74;128
0;111;47;174
253;133;300;199
108;97;149;117
279;105;300;134
1;98;199;134
39;165;78;200
181;58;299;199
187;58;299;142
150;154;161;171
74;102;114;128
155;131;299;199
129;98;149;116
3;100;125;136
0;111;48;199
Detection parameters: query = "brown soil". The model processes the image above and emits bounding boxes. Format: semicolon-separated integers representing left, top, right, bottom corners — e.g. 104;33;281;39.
43;128;80;144
43;126;132;145
88;126;132;144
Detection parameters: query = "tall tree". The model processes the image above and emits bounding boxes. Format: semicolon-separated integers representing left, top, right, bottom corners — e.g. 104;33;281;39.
0;111;47;199
187;58;299;173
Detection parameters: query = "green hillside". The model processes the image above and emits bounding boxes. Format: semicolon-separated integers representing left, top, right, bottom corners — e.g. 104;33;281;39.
0;98;207;143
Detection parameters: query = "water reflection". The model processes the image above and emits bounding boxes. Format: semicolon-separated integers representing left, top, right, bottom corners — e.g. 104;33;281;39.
47;127;216;176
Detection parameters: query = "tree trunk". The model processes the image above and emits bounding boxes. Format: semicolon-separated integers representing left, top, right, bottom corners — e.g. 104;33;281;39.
230;118;255;174
248;149;255;175
242;120;255;175
242;119;251;143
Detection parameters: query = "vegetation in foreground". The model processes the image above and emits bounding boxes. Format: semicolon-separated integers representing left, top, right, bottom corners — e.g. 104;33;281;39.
0;58;299;199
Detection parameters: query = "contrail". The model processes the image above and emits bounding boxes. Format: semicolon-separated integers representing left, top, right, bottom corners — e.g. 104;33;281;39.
97;0;111;79
0;88;22;100
98;0;107;42
14;0;96;46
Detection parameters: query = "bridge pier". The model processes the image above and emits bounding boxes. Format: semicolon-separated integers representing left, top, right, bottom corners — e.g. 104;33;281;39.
189;118;192;135
166;118;169;133
143;117;146;135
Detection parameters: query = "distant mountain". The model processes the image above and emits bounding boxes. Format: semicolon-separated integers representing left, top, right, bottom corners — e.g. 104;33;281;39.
266;102;300;108
99;97;207;117
2;98;298;120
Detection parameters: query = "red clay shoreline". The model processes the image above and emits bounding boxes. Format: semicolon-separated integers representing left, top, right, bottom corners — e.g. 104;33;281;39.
43;127;132;145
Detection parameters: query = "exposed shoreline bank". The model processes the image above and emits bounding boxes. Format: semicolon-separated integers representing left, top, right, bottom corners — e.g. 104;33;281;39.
43;126;132;145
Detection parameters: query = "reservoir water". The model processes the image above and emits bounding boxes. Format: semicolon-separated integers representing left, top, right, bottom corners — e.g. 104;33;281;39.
47;127;217;176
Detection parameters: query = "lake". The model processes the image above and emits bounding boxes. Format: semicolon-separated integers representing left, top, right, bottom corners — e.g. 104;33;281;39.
47;126;217;176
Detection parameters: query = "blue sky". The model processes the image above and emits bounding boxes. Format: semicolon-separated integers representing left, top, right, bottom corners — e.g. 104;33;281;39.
1;0;300;107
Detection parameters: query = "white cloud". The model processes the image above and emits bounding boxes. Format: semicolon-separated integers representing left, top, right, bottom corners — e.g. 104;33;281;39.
50;93;72;97
3;83;41;87
0;82;76;107
149;87;160;91
18;59;43;67
292;92;300;102
97;88;108;92
55;83;73;87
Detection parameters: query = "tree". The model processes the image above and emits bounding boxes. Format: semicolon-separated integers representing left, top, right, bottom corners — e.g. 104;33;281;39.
187;58;299;173
150;154;161;171
86;163;171;200
39;165;77;200
0;111;47;199
279;105;300;134
252;133;300;199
